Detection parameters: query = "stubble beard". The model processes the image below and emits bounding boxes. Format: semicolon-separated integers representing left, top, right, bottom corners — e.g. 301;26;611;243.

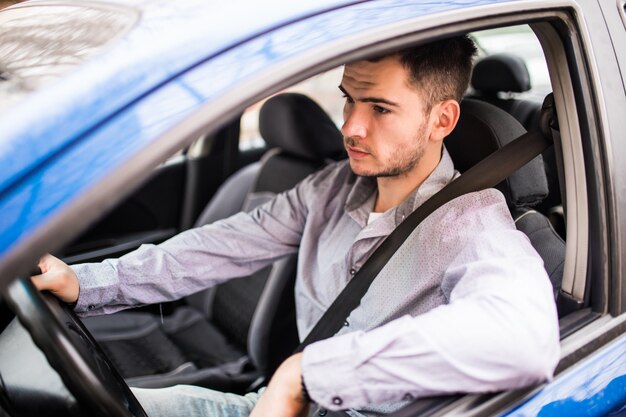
345;122;428;178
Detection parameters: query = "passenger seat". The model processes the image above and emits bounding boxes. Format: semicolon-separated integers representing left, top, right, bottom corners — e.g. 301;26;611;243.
83;93;345;391
470;53;541;130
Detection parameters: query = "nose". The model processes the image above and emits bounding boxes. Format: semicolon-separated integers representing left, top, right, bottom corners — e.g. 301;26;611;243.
341;105;368;139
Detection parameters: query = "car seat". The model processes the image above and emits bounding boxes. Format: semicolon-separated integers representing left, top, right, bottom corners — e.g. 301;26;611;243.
470;53;540;130
83;93;345;391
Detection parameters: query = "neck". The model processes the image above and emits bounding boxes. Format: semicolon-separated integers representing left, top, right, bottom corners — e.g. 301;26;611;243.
374;146;442;213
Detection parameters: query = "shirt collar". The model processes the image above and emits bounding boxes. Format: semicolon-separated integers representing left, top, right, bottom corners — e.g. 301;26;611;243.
345;146;459;228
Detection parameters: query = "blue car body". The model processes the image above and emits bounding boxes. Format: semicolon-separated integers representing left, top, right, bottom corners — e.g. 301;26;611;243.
0;0;625;416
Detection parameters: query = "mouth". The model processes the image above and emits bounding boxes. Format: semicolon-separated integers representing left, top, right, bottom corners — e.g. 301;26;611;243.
346;145;370;159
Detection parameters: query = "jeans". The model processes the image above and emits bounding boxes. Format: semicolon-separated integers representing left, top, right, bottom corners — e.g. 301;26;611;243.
132;385;261;417
132;385;353;417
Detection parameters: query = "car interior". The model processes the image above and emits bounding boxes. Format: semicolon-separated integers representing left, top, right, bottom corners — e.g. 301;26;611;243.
0;18;599;416
56;26;569;394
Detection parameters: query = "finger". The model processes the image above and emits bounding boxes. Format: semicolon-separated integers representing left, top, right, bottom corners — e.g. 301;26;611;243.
30;274;49;291
37;253;58;273
31;271;62;292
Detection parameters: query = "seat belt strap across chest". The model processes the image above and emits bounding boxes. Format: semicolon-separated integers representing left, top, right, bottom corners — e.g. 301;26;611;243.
295;100;555;353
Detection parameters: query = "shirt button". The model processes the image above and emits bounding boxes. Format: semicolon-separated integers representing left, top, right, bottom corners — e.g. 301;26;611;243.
349;268;356;275
343;320;349;327
403;393;414;401
332;397;343;406
318;409;327;416
87;305;95;310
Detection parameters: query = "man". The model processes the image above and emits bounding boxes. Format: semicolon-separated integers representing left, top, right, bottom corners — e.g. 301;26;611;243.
33;36;560;417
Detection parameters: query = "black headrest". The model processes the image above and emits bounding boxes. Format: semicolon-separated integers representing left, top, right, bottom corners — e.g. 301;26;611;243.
445;99;548;208
259;93;346;161
471;53;531;94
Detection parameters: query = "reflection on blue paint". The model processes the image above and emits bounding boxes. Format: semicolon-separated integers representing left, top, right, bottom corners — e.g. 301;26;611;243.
538;375;626;417
502;334;626;417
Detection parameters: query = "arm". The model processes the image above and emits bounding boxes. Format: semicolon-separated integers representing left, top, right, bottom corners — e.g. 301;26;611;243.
299;229;560;411
33;175;315;316
249;256;559;414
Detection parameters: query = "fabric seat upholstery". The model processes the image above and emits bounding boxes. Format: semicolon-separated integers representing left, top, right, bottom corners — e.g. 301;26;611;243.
470;53;540;131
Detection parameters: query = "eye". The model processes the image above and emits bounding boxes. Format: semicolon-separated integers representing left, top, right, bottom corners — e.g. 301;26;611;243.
373;105;390;114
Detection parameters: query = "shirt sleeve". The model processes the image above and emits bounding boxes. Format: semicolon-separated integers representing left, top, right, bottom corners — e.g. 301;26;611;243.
301;215;560;410
74;174;315;316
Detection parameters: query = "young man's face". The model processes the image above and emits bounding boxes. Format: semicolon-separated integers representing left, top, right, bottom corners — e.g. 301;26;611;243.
340;56;433;178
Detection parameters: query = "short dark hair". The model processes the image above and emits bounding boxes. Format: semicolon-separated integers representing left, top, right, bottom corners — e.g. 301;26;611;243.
376;35;477;110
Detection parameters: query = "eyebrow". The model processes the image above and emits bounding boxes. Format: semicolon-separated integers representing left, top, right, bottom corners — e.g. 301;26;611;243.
338;85;400;107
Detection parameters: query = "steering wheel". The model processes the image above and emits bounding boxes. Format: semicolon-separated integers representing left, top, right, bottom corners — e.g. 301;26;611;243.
2;276;148;417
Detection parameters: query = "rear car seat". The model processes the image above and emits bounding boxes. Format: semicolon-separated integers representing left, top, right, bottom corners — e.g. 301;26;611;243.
470;52;540;130
83;93;345;391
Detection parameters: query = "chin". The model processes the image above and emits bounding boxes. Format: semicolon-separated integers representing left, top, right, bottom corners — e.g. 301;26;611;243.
348;159;370;176
349;164;380;178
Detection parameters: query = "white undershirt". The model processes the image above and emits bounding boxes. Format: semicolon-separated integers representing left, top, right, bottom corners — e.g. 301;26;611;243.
367;212;384;225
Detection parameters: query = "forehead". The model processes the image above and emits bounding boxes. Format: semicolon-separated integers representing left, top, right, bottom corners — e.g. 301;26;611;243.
342;55;410;91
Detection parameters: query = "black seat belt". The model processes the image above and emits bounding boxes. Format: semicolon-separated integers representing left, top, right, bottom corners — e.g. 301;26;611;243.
295;97;555;353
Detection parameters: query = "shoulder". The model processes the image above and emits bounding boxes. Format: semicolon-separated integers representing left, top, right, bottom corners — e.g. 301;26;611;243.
431;187;538;259
431;188;542;268
437;188;515;233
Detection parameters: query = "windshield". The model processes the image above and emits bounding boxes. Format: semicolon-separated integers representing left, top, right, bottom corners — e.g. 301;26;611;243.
0;3;137;112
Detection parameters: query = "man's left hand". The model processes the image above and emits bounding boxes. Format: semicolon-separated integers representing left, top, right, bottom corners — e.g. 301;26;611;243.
250;353;310;417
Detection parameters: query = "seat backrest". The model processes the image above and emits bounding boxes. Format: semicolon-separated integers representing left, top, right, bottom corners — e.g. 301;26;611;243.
445;98;565;301
470;53;541;132
187;93;344;357
446;98;548;208
471;53;531;95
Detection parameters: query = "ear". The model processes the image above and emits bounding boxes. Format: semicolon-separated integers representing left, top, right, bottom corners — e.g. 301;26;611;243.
428;99;460;143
